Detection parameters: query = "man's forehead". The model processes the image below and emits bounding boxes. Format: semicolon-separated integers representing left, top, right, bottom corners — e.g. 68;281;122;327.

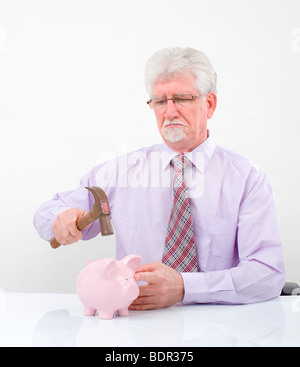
153;73;198;95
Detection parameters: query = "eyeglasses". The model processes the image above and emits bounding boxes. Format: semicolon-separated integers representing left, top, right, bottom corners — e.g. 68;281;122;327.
147;94;201;110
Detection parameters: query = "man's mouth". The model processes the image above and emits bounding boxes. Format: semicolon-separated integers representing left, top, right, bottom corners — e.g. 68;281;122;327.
163;120;188;129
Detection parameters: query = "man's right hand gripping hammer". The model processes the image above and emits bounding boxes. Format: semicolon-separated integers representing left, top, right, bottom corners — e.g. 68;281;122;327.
50;187;114;249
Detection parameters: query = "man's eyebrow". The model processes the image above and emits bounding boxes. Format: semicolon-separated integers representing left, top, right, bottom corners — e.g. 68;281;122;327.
152;93;193;99
152;95;166;99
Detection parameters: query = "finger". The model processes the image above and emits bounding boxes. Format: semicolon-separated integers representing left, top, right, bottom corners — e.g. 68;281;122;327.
67;211;88;238
82;211;92;229
130;296;148;305
135;262;161;273
135;271;157;284
129;304;157;311
137;284;155;297
129;297;158;311
60;229;81;245
68;222;83;239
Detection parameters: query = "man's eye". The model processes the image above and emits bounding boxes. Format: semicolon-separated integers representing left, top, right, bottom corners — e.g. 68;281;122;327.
174;98;189;103
155;100;167;105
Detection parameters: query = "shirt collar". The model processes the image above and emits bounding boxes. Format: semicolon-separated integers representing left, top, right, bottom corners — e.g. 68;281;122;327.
161;131;216;173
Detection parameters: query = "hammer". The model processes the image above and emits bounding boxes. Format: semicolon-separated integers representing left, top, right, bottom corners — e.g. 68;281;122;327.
50;186;114;249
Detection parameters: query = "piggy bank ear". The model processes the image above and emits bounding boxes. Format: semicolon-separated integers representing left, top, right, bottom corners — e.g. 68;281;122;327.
121;255;142;273
99;258;117;279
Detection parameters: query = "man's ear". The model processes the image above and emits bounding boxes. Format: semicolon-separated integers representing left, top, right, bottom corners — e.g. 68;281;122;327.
206;92;217;119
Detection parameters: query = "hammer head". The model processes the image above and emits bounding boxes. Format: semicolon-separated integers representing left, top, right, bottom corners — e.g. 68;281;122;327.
86;186;114;236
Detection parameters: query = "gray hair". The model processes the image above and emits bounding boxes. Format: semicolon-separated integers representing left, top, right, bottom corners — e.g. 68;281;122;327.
145;47;217;97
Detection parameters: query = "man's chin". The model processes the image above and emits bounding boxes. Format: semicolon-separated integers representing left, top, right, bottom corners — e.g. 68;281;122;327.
161;127;186;144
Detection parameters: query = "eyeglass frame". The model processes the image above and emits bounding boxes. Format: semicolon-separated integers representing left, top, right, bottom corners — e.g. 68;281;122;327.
147;94;202;109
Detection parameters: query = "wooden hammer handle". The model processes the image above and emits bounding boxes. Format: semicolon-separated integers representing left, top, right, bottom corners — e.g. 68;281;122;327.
50;211;95;249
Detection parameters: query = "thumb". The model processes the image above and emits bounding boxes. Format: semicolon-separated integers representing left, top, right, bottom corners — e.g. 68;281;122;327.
77;209;92;229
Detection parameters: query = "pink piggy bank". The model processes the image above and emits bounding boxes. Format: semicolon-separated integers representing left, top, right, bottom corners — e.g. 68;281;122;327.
77;255;141;319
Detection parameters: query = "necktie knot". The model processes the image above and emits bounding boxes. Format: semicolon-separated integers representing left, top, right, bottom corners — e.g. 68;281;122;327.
172;155;190;175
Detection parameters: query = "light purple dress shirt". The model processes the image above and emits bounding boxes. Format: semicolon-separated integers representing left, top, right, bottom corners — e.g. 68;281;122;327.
34;135;286;304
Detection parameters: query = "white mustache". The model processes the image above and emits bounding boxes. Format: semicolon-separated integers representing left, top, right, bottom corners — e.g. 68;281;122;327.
163;119;188;128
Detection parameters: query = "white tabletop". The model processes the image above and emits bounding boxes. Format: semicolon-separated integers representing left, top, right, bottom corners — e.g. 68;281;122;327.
0;293;299;347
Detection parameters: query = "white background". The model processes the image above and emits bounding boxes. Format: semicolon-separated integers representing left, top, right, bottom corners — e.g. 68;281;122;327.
0;0;299;293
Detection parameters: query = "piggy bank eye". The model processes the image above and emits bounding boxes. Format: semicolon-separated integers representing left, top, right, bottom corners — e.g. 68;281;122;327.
117;275;134;283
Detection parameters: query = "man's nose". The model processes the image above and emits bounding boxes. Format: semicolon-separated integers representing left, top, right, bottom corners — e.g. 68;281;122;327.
164;100;180;121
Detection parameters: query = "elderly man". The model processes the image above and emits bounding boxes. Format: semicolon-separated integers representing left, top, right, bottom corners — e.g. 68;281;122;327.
34;47;286;310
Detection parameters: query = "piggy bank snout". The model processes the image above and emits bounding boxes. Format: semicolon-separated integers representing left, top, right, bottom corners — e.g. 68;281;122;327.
123;277;139;300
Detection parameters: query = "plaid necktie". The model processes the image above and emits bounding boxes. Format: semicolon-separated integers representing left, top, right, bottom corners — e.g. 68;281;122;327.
162;155;198;272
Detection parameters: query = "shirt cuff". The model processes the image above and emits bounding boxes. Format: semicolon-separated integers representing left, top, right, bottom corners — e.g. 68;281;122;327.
181;272;209;304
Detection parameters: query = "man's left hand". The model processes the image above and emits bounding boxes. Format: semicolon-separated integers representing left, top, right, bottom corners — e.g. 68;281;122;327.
129;262;184;311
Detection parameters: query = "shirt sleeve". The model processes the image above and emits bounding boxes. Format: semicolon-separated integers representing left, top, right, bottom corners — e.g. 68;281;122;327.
33;160;116;242
181;172;286;305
